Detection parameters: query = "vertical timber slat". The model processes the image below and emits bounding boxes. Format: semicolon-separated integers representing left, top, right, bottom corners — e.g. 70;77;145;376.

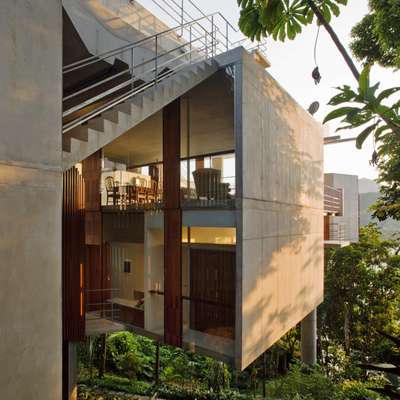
62;167;85;341
163;99;182;347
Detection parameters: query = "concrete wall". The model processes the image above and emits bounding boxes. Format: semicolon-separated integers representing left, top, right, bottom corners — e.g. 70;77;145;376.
0;1;63;399
63;0;185;69
237;51;324;370
324;173;359;242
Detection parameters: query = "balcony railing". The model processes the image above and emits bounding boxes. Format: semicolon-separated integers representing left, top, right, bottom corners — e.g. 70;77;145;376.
85;288;121;322
324;184;343;216
325;222;346;242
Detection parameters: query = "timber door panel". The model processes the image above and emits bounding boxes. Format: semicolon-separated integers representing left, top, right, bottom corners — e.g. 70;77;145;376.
190;248;235;339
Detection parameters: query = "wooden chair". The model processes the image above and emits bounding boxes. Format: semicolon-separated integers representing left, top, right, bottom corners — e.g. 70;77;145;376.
136;178;147;206
147;179;158;204
126;184;138;206
105;176;120;205
192;168;221;200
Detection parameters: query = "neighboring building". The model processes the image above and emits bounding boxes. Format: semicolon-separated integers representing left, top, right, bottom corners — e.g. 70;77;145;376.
1;2;325;399
324;173;359;245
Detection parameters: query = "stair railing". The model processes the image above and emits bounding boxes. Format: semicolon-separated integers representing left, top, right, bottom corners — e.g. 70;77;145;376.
62;11;266;135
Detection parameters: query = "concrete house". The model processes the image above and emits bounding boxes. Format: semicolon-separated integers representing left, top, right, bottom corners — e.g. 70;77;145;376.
324;173;360;244
1;1;328;399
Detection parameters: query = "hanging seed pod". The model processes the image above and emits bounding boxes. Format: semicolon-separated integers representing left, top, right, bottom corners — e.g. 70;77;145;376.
312;66;321;85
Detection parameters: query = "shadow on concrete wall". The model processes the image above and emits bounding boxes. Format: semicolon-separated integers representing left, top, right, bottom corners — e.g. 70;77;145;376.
240;60;323;368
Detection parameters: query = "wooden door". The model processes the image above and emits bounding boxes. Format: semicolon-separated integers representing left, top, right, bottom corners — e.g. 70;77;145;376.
190;247;235;339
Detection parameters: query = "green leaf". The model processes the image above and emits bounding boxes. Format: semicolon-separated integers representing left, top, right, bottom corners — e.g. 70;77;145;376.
356;123;378;149
323;107;362;124
328;88;357;105
377;87;400;103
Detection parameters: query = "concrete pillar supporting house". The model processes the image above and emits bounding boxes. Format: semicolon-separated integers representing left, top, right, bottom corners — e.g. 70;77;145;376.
0;1;63;399
301;309;317;366
63;342;78;400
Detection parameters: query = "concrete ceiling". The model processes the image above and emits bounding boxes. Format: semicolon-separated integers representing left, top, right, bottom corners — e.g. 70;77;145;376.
103;70;235;167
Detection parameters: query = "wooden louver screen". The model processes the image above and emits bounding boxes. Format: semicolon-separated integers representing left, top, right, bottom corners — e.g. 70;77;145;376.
62;166;85;341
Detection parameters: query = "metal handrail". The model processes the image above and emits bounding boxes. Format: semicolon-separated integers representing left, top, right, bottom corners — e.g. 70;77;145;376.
62;4;267;135
63;46;210;133
63;35;206;110
64;12;224;73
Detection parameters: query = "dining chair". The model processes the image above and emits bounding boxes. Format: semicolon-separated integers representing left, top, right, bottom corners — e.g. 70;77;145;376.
105;176;120;205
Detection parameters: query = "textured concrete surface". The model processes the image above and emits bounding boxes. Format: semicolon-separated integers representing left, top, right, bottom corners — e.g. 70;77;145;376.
324;173;359;242
237;50;324;370
0;1;63;399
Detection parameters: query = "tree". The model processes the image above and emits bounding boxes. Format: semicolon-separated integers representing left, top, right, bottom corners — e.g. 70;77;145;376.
237;0;360;80
319;225;400;363
237;0;400;221
371;131;400;222
350;0;400;69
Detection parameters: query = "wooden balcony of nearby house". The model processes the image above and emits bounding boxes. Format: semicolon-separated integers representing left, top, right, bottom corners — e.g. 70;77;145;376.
324;184;343;217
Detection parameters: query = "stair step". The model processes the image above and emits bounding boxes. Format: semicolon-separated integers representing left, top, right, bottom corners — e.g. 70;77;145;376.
103;110;119;124
62;58;219;170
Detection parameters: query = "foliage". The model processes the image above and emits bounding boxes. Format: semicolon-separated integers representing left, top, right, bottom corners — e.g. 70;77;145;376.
106;332;152;380
350;0;400;68
323;64;400;150
320;341;365;382
266;363;343;400
237;0;347;42
371;131;400;222
340;380;386;400
78;374;247;400
361;331;400;399
319;225;400;366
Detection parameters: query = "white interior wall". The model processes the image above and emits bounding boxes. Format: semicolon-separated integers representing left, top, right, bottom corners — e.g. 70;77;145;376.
111;243;145;299
144;227;164;335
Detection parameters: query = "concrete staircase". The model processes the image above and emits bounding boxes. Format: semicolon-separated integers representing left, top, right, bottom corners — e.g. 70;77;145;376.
62;58;218;170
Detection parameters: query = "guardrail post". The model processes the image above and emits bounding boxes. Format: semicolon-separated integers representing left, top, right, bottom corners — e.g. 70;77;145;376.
180;0;184;37
211;15;215;57
226;22;229;51
189;25;192;63
130;48;134;90
155;35;158;84
205;29;208;59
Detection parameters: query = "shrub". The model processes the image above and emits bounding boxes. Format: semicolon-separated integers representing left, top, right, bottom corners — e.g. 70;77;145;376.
341;380;387;400
266;363;343;400
106;332;154;380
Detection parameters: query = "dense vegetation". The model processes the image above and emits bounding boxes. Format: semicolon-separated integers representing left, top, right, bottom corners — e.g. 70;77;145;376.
77;226;399;400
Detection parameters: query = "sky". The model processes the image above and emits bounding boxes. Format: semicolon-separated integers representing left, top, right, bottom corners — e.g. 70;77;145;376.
139;0;399;180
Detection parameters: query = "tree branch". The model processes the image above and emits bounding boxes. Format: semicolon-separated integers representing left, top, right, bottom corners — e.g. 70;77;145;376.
306;0;360;81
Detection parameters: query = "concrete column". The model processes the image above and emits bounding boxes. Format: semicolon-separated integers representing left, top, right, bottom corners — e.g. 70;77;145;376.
0;1;63;399
64;342;78;400
301;309;317;366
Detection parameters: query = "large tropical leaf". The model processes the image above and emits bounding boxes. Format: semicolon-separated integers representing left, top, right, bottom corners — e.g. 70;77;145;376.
323;107;361;124
238;0;348;41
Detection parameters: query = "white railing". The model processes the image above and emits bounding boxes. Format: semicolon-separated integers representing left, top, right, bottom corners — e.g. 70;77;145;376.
328;223;346;242
85;288;121;322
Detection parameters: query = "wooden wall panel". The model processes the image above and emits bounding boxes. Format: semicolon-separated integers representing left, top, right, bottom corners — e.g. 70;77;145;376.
163;99;182;347
83;151;102;245
62;166;85;342
190;248;235;340
82;151;106;311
